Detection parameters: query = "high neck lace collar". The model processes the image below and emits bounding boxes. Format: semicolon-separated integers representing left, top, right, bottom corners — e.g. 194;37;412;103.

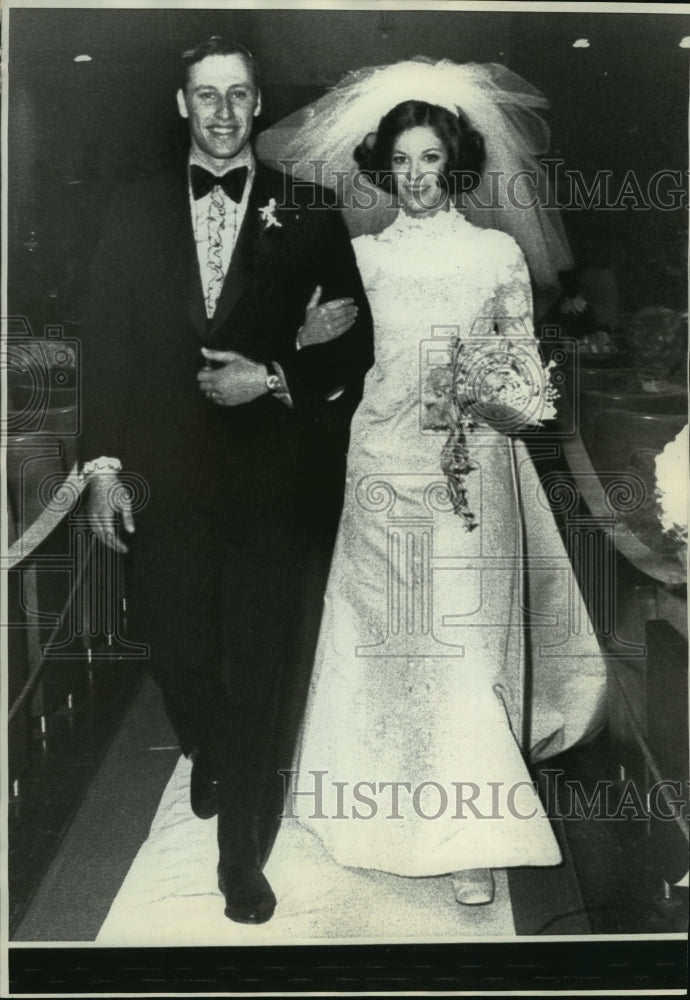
387;206;468;236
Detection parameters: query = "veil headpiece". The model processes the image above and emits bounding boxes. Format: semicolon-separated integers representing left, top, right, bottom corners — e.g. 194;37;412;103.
256;57;572;303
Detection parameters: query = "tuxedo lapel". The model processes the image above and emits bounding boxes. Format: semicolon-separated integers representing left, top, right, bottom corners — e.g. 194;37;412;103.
147;163;286;342
207;164;277;337
146;170;206;338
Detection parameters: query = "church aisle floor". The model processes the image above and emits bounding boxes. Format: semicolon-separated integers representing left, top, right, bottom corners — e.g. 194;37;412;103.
10;672;597;942
30;652;684;942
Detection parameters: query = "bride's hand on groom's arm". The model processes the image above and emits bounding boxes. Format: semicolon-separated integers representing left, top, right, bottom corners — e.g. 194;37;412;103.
298;285;359;348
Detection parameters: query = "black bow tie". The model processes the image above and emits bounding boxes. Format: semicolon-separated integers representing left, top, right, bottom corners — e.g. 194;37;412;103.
190;164;248;203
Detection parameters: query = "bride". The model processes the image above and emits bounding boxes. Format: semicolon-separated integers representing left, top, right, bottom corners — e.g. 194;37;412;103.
257;59;607;907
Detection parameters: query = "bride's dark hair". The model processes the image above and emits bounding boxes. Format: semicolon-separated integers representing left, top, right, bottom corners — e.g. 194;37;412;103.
354;100;485;195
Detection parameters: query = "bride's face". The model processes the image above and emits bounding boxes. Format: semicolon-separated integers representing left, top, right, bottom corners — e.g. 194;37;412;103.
391;126;449;215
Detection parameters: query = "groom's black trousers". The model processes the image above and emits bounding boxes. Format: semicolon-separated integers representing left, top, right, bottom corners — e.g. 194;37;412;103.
123;405;347;870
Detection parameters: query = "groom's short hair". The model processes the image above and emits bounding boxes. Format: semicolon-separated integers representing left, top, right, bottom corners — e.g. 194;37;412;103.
180;35;260;91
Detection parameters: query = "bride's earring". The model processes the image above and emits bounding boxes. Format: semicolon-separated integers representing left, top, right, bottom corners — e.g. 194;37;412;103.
451;868;495;905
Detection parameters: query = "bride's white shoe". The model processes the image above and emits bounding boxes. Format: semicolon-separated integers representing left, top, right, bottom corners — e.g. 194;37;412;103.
451;869;495;905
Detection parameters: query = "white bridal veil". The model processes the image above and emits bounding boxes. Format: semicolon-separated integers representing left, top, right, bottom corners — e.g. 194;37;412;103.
256;57;573;301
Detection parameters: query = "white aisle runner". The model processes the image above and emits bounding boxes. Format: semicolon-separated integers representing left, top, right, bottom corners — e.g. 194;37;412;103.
96;755;516;945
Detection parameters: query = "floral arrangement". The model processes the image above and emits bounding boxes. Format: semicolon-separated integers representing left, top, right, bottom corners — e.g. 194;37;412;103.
654;424;688;550
453;338;559;429
433;337;560;529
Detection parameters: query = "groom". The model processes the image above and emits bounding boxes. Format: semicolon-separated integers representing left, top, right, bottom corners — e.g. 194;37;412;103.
80;36;373;924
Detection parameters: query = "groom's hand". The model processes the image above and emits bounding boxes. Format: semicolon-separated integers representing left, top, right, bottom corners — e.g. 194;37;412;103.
86;471;135;553
198;348;268;406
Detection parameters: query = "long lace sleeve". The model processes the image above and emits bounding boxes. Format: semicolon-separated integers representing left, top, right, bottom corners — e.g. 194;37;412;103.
463;231;536;343
490;233;536;342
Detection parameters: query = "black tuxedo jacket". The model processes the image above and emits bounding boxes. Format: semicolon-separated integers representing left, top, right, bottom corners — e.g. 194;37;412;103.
79;160;374;525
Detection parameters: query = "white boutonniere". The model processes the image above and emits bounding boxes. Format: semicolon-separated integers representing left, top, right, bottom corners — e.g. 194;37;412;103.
258;198;283;230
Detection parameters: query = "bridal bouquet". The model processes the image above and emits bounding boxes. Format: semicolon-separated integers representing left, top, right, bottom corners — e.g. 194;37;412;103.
437;337;560;529
452;337;560;430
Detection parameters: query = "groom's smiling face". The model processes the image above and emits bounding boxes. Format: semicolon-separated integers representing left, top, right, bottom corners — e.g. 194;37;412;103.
177;53;262;169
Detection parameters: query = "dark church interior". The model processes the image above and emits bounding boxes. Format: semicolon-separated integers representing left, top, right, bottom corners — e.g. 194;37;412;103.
5;6;689;994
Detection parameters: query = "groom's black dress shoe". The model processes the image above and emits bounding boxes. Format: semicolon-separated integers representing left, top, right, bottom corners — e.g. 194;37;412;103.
218;865;277;924
189;747;221;820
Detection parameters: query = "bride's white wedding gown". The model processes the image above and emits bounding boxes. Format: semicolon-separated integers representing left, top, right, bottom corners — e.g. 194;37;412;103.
290;208;607;877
